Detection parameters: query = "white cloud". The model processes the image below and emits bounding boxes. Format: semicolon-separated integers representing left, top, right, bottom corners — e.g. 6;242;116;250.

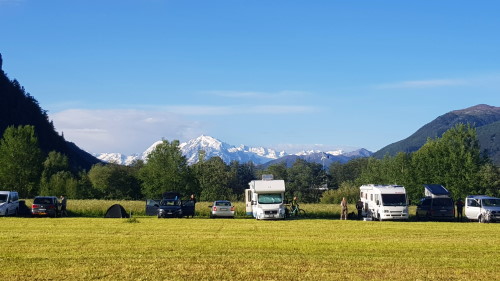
49;103;317;154
50;109;204;154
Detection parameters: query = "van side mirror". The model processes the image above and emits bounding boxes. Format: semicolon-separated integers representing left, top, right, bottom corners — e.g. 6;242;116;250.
251;200;256;205
376;200;380;206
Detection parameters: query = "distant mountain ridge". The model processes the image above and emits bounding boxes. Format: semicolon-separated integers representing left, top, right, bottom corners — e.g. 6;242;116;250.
373;104;500;164
96;135;372;166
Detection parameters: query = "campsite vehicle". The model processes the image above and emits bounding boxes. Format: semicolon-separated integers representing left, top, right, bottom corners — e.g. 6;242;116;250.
465;195;500;223
157;198;183;218
245;174;286;220
415;184;455;221
0;191;19;216
145;192;195;218
359;184;409;221
31;196;60;217
209;200;235;218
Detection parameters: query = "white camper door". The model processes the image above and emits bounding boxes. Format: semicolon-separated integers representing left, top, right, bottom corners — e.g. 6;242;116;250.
245;189;252;215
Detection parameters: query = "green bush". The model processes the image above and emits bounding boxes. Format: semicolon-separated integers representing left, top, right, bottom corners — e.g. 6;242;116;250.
320;181;359;204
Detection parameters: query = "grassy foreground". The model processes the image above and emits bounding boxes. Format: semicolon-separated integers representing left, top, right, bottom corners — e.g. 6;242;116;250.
1;217;499;280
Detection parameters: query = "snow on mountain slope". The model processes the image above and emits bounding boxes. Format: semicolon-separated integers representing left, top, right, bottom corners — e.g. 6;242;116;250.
96;135;371;166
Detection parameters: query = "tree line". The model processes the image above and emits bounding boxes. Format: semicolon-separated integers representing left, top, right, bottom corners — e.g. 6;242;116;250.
0;123;498;203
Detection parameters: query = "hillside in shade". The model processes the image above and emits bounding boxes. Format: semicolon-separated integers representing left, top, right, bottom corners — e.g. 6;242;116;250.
0;53;100;170
373;104;500;165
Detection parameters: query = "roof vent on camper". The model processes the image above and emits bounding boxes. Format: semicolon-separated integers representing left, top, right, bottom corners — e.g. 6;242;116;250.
262;174;274;181
423;184;450;198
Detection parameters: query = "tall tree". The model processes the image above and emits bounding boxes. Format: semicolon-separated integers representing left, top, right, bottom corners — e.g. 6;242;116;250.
89;163;142;199
193;157;233;201
412;123;483;199
0;125;43;197
287;159;325;202
139;140;194;198
228;160;256;199
40;151;71;195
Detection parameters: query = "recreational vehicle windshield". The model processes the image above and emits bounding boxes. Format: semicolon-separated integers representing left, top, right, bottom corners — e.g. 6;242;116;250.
359;184;409;221
245;175;286;220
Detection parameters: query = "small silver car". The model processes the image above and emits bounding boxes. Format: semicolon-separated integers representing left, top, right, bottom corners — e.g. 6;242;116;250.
209;200;235;218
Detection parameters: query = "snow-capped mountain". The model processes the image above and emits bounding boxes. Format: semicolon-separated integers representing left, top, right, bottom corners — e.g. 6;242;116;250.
95;135;372;166
179;135;286;165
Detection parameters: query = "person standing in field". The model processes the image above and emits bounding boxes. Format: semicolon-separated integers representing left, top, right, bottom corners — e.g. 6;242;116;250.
356;199;363;220
60;195;67;217
340;197;348;220
455;198;464;222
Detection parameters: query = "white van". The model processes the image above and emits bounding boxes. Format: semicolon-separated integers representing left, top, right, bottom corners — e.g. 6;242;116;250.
0;191;19;216
359;184;409;221
465;195;500;223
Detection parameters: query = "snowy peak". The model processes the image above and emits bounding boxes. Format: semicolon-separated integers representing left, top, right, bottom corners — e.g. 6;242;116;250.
96;135;372;166
179;135;284;165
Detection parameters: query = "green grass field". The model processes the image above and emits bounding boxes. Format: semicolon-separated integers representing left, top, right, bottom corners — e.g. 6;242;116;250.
2;203;499;281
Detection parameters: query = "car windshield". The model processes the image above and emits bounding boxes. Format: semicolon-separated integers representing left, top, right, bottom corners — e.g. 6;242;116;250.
215;201;231;206
34;198;54;204
160;199;180;206
482;199;500;207
0;194;7;203
258;194;282;204
381;194;406;206
433;198;453;207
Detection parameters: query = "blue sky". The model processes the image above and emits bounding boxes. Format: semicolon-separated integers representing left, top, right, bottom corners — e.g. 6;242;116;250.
1;0;499;155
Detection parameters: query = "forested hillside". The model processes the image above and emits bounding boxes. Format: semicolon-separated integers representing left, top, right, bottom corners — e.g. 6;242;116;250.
373;104;500;165
0;55;100;171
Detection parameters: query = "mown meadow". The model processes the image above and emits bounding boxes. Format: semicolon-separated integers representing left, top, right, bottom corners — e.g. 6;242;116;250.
2;200;500;280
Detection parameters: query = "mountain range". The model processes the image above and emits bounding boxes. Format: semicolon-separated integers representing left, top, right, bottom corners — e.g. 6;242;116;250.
96;135;372;166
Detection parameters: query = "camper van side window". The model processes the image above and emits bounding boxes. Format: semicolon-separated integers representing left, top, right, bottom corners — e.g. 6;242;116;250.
370;194;373;201
467;199;480;207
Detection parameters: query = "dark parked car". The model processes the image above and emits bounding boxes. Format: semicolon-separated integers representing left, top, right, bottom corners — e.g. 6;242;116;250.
157;198;184;218
32;196;60;218
416;197;455;221
146;192;196;218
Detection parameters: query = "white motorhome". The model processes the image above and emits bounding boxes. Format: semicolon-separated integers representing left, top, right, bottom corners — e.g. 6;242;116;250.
359;184;409;221
245;174;286;220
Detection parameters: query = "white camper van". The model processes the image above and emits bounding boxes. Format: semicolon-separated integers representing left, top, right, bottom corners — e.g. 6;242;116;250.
245;174;286;220
359;184;409;221
0;191;19;216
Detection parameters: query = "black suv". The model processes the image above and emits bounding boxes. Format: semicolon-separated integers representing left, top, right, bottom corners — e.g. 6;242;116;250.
32;196;60;217
416;197;455;221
